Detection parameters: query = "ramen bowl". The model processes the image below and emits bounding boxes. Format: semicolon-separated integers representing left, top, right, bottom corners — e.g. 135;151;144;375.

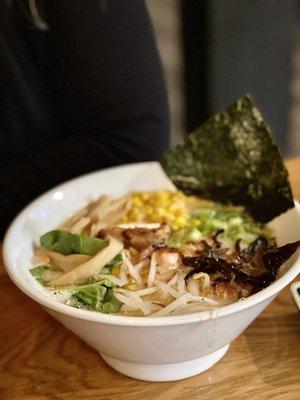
3;162;300;381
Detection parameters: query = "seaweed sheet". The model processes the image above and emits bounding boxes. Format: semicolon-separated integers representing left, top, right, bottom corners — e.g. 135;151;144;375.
160;95;294;222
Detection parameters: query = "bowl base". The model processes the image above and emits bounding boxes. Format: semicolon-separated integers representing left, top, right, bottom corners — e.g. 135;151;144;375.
100;344;230;381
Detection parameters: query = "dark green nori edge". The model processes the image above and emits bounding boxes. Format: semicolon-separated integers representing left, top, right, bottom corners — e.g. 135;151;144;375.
160;95;294;222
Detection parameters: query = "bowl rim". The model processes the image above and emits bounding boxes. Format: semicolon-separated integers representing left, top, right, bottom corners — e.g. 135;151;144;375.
3;161;300;327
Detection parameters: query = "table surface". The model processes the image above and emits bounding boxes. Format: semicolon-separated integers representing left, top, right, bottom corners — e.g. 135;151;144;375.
1;159;300;400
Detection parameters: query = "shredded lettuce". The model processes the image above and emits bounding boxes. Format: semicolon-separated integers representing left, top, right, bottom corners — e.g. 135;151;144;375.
30;265;48;285
168;203;272;247
30;262;123;313
101;288;123;313
30;265;64;285
66;282;122;313
99;252;123;275
168;228;203;247
40;230;107;256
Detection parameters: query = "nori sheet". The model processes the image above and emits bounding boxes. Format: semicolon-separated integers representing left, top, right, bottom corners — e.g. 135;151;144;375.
160;95;294;222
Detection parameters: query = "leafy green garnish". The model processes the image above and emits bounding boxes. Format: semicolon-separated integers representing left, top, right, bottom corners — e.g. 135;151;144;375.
30;265;48;285
30;265;65;285
160;95;294;222
40;230;107;255
168;228;203;247
66;282;122;314
101;288;123;314
99;252;123;275
69;282;107;311
168;203;272;248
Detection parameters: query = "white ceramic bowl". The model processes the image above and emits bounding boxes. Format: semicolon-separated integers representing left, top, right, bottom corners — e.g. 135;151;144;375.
3;162;300;381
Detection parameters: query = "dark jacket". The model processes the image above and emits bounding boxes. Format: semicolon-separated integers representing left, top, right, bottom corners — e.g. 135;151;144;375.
0;0;170;234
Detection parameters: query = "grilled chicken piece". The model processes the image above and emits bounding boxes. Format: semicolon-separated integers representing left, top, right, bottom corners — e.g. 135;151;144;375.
98;223;171;250
122;223;171;249
98;227;124;242
154;247;181;274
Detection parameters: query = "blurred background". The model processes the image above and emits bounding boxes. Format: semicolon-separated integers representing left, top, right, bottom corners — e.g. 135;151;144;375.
1;0;300;234
147;0;300;155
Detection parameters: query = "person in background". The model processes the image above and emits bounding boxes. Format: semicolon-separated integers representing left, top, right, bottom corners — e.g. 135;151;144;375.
0;0;170;235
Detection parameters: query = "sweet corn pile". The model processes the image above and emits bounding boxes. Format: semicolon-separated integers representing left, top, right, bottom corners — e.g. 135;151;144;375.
122;190;199;230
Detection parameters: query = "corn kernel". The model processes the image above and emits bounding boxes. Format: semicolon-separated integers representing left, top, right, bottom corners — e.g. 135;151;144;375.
120;190;198;230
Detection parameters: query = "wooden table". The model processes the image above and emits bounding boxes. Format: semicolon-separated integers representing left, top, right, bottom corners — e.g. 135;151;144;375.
1;160;299;400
